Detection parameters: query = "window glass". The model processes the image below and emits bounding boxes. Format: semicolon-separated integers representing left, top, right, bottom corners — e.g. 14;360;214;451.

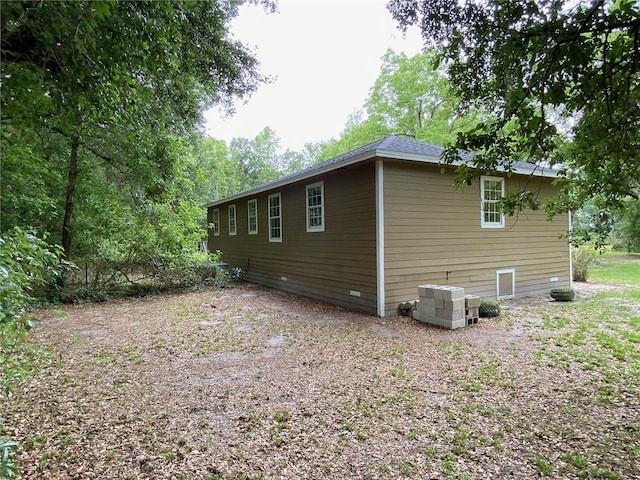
228;204;237;235
268;193;282;242
481;176;505;228
248;199;258;234
306;182;324;232
212;209;220;236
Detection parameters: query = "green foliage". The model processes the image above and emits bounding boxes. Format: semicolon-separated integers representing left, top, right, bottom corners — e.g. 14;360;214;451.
0;439;18;479
1;0;271;267
366;49;480;145
0;228;66;477
570;197;618;248
228;127;301;193
572;244;597;282
613;200;640;253
314;49;481;162
1;1;284;296
0;228;68;327
388;0;640;218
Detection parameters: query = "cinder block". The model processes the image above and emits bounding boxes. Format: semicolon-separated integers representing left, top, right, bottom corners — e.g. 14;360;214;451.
419;297;436;310
413;309;434;324
466;307;479;320
436;308;465;322
450;319;466;329
444;299;466;311
416;308;435;320
415;303;435;319
417;285;437;297
465;295;482;308
448;287;465;301
433;288;445;300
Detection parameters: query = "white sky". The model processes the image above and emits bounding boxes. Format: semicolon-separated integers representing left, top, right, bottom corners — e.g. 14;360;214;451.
203;0;423;152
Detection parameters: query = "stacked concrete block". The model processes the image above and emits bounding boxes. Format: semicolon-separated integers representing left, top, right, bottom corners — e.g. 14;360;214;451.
413;284;466;329
465;295;481;325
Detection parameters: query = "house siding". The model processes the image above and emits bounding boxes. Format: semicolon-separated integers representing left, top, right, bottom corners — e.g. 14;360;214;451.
382;160;571;316
208;163;378;314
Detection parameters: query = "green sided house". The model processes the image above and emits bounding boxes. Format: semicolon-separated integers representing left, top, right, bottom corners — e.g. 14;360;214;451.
205;135;571;317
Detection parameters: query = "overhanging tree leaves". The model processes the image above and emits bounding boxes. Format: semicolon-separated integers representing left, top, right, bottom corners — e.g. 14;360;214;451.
387;0;640;215
367;49;479;144
1;0;272;258
314;49;482;162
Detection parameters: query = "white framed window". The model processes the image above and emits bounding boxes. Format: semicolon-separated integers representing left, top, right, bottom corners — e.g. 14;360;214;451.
306;181;325;232
212;208;220;236
247;199;258;235
228;204;237;235
481;176;505;228
496;268;515;299
268;193;282;242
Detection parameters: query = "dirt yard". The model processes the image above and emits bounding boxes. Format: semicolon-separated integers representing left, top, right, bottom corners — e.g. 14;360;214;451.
4;282;639;479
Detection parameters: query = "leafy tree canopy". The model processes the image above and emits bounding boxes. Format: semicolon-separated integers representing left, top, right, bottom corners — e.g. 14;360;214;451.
314;49;481;162
388;0;640;216
1;0;272;260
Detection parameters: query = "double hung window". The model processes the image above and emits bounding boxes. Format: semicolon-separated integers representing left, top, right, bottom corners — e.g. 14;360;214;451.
248;199;258;234
228;204;237;235
211;209;220;236
268;193;282;242
480;176;505;228
306;182;324;232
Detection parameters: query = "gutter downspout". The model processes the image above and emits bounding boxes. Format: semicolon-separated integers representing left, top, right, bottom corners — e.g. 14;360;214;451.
376;160;385;317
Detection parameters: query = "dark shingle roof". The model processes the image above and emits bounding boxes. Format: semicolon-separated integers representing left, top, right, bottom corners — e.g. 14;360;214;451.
205;135;554;207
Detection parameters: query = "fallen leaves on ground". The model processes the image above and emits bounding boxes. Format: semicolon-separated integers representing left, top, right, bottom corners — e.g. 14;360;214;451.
2;282;639;479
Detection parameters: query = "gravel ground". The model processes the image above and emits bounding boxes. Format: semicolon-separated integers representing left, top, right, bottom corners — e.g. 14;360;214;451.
3;281;639;479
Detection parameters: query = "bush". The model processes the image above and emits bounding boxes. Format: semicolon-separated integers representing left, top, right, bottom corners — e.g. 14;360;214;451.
572;244;597;282
0;228;68;477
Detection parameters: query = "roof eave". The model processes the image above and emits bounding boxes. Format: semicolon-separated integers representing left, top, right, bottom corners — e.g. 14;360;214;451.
377;148;559;178
204;145;560;209
203;150;378;208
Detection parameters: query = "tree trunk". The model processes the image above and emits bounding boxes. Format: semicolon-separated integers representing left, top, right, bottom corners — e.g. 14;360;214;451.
62;133;80;259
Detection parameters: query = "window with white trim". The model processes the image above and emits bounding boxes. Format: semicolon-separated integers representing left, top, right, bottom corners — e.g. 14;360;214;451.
496;268;515;299
212;208;220;236
481;176;505;228
306;181;324;232
268;193;282;242
247;199;258;235
228;204;236;235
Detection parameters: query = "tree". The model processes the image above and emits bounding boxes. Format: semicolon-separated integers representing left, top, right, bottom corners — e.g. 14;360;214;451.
366;49;479;144
387;0;640;217
225;127;309;193
312;49;482;163
1;0;271;258
314;110;388;162
614;199;640;252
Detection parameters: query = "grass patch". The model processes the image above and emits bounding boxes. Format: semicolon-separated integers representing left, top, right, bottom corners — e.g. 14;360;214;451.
590;253;640;285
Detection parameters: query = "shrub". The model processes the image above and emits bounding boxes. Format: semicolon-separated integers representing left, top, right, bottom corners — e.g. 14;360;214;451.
572;244;597;282
0;228;68;477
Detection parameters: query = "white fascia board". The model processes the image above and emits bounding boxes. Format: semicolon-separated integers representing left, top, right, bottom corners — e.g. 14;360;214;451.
374;149;441;165
203;150;378;208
